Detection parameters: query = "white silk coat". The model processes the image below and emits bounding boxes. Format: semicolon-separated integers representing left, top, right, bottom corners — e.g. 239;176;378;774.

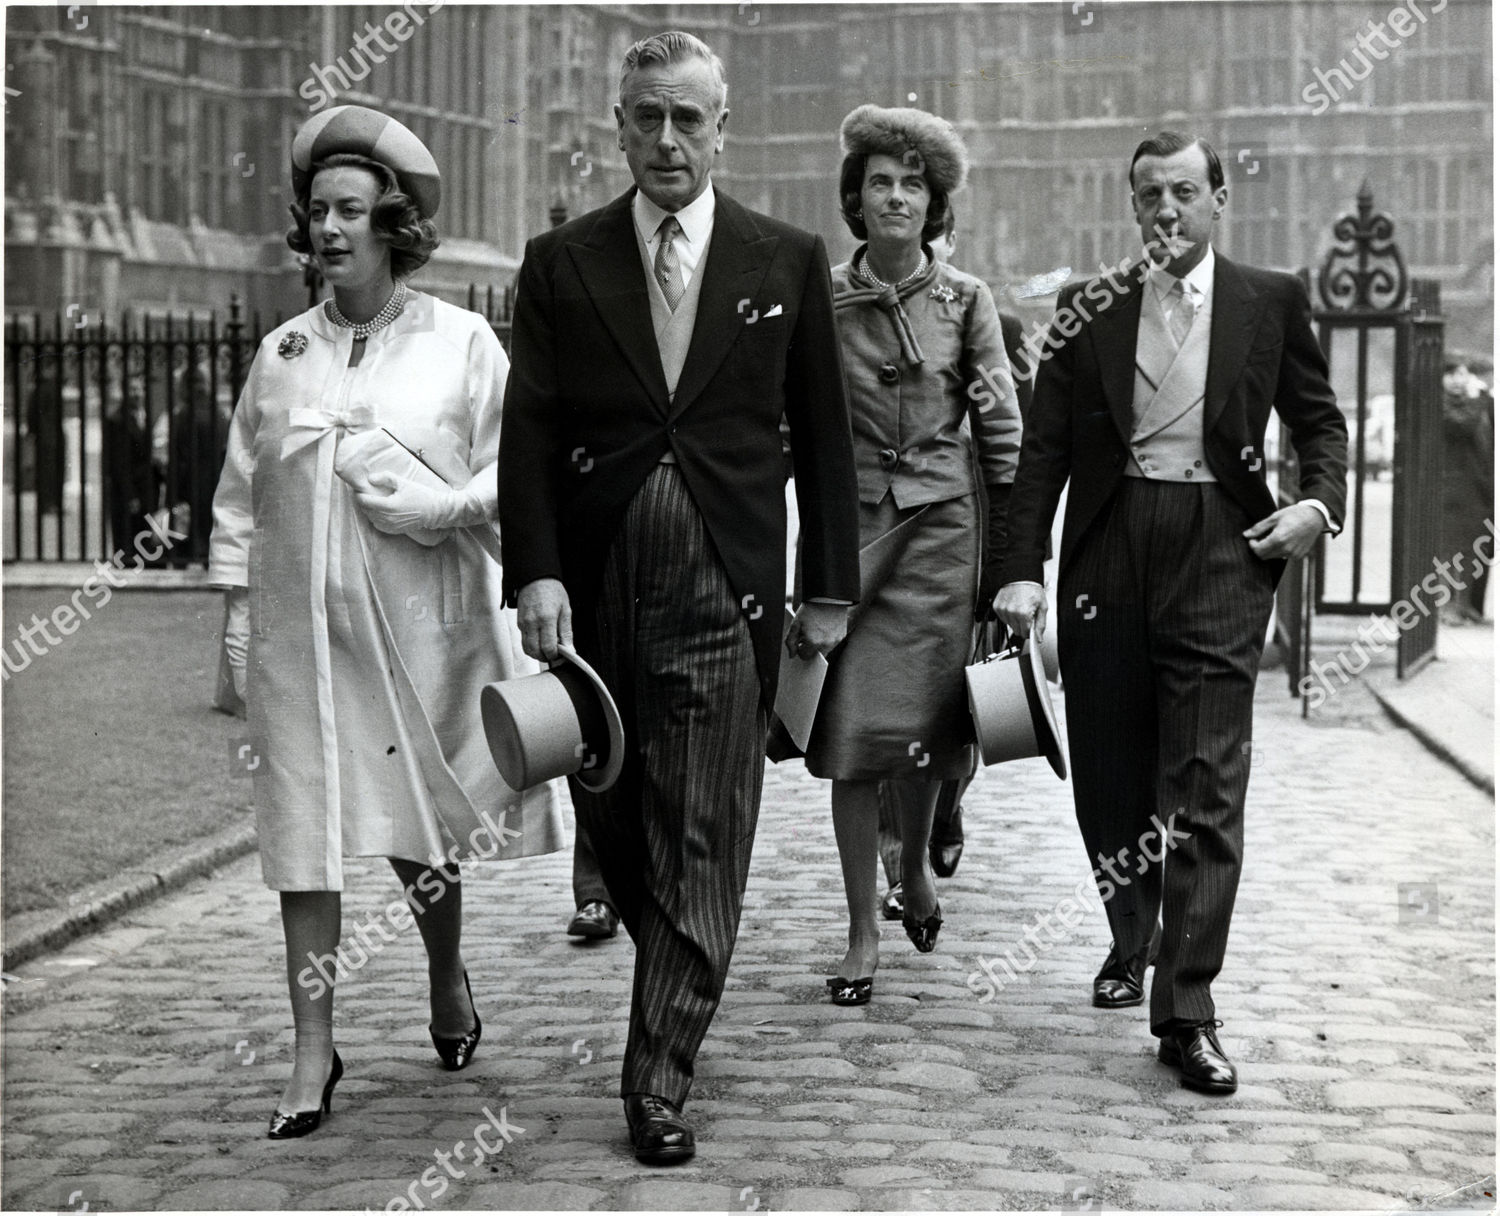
209;292;564;890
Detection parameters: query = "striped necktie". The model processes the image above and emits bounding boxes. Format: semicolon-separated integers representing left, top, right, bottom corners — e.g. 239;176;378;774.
654;216;684;312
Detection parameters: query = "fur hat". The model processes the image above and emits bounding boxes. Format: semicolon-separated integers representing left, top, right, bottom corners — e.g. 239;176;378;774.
839;105;969;196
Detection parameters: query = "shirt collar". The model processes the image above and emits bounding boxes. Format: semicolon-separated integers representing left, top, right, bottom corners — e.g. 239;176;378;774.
1149;243;1215;304
633;182;716;249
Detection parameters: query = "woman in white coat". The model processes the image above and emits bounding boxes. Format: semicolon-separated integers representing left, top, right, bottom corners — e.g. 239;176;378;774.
209;107;563;1138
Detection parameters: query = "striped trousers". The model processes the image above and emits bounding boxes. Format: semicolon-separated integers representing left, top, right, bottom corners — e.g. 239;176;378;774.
569;464;765;1105
1058;479;1276;1034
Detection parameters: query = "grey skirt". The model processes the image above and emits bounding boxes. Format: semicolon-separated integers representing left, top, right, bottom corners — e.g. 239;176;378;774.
804;491;980;781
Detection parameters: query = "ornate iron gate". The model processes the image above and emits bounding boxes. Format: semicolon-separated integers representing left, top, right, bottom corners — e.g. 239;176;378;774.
1390;279;1446;678
1278;182;1446;703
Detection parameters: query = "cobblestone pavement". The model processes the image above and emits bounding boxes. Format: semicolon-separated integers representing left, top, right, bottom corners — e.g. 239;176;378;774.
3;677;1493;1212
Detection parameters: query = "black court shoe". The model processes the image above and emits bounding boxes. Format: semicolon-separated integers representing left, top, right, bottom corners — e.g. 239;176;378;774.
267;1050;343;1140
431;971;482;1071
929;805;965;878
903;901;943;953
826;976;874;1006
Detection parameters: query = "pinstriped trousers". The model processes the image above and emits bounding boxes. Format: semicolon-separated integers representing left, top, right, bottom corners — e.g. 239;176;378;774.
569;464;765;1106
1058;479;1276;1035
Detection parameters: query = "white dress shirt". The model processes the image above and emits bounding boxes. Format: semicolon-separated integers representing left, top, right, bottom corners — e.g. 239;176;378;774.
1147;243;1214;337
633;184;716;290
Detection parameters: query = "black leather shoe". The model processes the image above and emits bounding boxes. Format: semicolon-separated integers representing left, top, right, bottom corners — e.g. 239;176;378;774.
624;1093;696;1164
1092;943;1147;1007
902;900;943;953
1157;1020;1238;1094
880;884;904;921
928;805;964;878
430;971;482;1071
826;975;873;1006
1091;933;1160;1008
268;1050;343;1139
567;900;619;939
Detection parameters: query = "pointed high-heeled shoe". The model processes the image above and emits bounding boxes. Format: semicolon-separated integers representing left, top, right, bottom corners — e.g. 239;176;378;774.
430;970;482;1071
267;1049;343;1140
903;901;944;953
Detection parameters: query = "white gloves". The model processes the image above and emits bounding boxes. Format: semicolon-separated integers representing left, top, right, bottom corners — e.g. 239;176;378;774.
224;587;250;700
353;470;495;538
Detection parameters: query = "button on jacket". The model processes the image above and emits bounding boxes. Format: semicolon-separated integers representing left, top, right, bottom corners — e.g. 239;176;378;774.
830;255;1022;508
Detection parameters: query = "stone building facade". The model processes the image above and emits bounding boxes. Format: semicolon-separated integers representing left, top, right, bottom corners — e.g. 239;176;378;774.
3;2;1491;345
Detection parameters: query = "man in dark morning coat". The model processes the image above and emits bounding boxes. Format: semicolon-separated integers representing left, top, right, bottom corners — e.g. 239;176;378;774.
498;31;860;1162
995;132;1347;1094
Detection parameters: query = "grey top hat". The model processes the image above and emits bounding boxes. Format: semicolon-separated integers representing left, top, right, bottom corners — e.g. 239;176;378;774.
480;645;625;793
965;636;1067;779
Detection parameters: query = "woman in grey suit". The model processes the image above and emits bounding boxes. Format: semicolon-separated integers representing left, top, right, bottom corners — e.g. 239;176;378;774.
804;106;1022;1003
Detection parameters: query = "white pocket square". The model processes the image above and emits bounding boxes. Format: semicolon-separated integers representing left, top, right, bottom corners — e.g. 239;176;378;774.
763;303;783;318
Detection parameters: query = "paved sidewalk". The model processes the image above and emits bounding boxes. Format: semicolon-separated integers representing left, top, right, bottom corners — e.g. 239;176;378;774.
1363;622;1495;796
4;670;1493;1211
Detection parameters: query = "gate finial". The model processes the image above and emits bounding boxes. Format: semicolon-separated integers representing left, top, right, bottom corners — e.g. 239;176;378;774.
1317;179;1408;313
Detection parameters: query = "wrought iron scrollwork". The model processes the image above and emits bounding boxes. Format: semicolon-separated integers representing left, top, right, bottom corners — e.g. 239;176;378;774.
1318;179;1409;313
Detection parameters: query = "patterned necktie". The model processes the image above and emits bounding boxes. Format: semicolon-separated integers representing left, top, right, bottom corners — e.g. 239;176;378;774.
1168;278;1196;348
654;215;684;311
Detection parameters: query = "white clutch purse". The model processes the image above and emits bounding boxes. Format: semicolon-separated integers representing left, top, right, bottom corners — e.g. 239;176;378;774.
333;427;451;546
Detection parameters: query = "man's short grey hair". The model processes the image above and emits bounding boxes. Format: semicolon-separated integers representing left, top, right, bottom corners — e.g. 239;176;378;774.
618;30;728;112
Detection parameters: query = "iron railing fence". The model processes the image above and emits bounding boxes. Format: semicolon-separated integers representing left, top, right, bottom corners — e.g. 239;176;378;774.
4;286;514;564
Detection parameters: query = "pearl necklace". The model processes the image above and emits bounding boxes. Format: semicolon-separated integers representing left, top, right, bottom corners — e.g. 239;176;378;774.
860;250;928;291
326;282;408;340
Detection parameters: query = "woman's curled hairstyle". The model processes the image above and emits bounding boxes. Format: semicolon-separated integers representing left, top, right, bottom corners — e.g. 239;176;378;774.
838;152;951;245
287;153;439;280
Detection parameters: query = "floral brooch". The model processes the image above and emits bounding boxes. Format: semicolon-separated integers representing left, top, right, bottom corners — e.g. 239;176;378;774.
278;331;309;359
930;283;958;304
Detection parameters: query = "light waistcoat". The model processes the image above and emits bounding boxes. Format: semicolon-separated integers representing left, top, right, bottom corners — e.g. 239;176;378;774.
634;223;709;402
1124;283;1217;483
635;222;709;464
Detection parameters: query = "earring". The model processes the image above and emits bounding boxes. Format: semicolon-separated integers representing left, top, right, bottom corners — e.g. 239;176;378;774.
854;208;863;218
